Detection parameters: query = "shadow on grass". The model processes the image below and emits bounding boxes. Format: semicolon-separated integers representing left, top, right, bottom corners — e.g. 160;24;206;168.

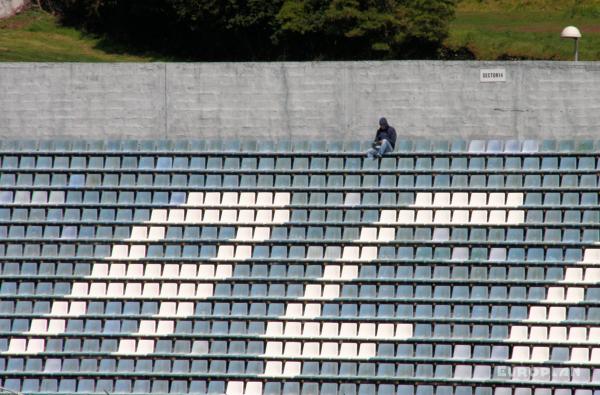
91;35;174;61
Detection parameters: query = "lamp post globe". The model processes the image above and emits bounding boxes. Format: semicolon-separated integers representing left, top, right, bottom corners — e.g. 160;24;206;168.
561;26;581;61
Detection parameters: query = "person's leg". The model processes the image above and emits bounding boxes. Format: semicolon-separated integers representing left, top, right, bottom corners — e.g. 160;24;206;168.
366;147;378;159
377;139;392;157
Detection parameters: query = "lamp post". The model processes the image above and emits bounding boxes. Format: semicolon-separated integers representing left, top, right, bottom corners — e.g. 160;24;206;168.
561;26;581;61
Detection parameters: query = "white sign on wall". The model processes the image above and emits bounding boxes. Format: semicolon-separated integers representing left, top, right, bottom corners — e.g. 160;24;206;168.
480;68;507;83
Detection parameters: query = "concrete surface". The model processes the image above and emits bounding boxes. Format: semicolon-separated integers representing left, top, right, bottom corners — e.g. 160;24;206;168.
1;61;599;141
0;0;27;18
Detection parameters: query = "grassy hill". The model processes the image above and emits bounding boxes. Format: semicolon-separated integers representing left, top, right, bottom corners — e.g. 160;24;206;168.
0;2;599;61
447;0;600;60
0;9;160;62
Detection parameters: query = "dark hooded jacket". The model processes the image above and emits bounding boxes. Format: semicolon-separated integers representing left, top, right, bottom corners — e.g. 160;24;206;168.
375;118;396;149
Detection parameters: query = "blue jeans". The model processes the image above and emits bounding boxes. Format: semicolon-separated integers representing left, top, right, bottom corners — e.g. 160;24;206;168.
367;139;393;159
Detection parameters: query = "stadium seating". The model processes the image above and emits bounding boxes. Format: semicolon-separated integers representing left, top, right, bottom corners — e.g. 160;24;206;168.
0;139;599;395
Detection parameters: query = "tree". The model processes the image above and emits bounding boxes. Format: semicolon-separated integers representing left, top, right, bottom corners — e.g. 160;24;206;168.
45;0;456;60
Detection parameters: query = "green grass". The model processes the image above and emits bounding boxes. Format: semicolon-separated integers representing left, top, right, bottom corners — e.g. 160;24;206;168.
447;0;600;60
1;2;600;61
0;9;158;62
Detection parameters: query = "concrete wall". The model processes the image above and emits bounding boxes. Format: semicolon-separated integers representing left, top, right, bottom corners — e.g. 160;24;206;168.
0;0;27;18
1;61;599;141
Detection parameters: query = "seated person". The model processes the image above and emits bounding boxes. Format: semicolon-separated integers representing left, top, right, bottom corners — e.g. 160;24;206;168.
367;117;396;159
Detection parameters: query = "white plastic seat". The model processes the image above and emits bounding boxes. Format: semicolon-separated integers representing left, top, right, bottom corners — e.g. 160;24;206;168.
108;263;126;277
27;338;45;353
566;287;584;302
239;192;255;206
471;210;487;224
285;303;304;318
283;361;301;376
253;227;270;240
378;210;397;223
128;245;146;259
414;193;432;206
451;193;469;206
303;323;320;337
244;382;262;395
186;192;204;206
284;322;302;336
29;319;47;333
215;264;232;278
376;324;394;339
323;265;340;279
361;247;377;260
507;210;524;223
322;284;339;298
398;210;415;224
433;193;450;206
47;319;65;333
150;209;167;222
69;301;86;315
344;193;361;206
226;381;244;395
220;209;237;222
179;284;196;298
168;209;185;223
185;209;202;223
506;192;524;206
488;193;505;206
118;339;136;354
434;210;451;223
584;249;600;263
237;209;255;222
107;282;124;296
111;245;129;259
340;343;357;358
257;192;274;205
304;304;321;318
452;210;469;224
156;320;174;334
415;210;433;223
236;227;253;240
321;342;338;357
470;193;487;206
265;341;283;357
130;226;147;240
163;264;179;277
359;342;376;357
125;283;142;297
378;228;395;241
217;245;235;259
284;342;302;357
71;283;89;296
341;265;358;279
358;323;375;338
488;210;506;224
89;283;107;296
145;264;162;277
221;192;238;205
359;228;377;241
512;346;530;360
202;209;219;222
303;342;320;356
143;283;160;297
203;192;220;205
274;192;290;206
396;324;413;338
137;339;154;354
273;209;289;223
531;346;549;361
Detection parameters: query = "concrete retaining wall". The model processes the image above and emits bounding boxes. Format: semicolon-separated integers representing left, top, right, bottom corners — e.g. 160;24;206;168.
0;0;27;18
1;61;599;141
